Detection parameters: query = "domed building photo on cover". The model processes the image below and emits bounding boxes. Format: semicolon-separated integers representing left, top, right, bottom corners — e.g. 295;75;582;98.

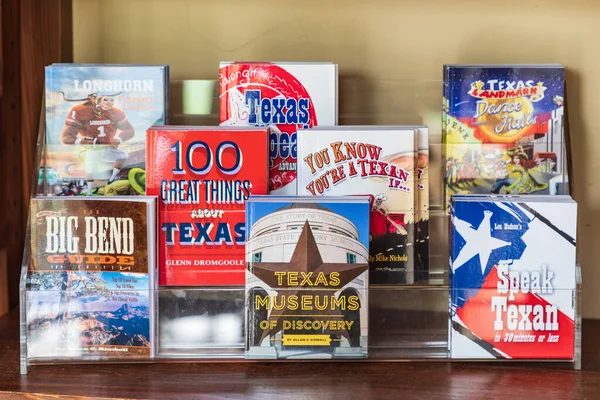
244;198;370;359
246;202;368;268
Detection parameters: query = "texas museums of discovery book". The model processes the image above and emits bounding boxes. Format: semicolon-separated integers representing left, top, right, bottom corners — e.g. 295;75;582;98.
146;126;269;286
245;196;370;359
26;197;157;360
443;65;567;210
449;195;577;359
43;64;169;197
219;62;338;195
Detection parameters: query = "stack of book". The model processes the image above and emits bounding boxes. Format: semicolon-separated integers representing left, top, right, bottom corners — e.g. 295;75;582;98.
24;60;576;363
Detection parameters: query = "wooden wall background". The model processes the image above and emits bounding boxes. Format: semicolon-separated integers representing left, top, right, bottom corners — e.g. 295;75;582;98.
0;0;72;309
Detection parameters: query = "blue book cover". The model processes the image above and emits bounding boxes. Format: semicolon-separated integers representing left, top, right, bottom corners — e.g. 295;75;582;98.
449;196;577;359
43;64;168;196
443;65;567;210
245;196;370;359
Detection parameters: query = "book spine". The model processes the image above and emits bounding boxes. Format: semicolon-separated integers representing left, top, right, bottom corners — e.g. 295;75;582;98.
442;66;450;211
448;199;456;354
146;130;156;186
164;67;170;124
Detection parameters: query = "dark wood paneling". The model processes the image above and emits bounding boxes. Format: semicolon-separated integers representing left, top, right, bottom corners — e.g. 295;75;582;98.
1;0;72;308
21;0;72;202
1;0;23;312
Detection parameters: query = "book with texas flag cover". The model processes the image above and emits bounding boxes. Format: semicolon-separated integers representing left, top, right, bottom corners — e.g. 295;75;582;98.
449;195;577;359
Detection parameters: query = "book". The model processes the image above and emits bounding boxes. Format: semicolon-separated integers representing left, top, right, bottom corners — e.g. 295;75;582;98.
43;64;169;197
449;195;577;359
219;62;338;195
245;196;370;359
415;127;430;279
443;65;567;210
296;126;420;284
146;126;270;286
26;196;157;360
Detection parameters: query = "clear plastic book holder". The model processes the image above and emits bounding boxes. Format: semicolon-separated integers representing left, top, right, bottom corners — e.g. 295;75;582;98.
20;79;579;373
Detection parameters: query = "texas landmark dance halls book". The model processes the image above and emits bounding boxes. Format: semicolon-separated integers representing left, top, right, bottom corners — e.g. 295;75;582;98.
443;65;567;210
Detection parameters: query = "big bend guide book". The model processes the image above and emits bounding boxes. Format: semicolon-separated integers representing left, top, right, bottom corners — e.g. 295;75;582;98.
26;196;157;360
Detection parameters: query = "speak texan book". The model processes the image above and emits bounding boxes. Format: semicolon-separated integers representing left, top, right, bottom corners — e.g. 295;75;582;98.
26;196;157;360
296;126;421;284
219;62;338;195
443;65;567;210
43;64;168;197
146;126;269;286
449;196;577;359
245;196;370;359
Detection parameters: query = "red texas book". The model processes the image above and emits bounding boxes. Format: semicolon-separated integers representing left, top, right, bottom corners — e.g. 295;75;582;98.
147;127;269;286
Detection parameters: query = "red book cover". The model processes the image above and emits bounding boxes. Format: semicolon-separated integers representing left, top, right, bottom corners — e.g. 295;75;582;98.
146;127;269;286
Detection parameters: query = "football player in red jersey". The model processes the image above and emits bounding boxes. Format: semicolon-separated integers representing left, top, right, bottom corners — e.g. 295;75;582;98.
60;93;135;194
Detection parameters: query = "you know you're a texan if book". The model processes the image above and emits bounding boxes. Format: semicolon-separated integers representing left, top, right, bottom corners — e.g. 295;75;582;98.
43;64;168;197
449;196;577;359
296;126;421;285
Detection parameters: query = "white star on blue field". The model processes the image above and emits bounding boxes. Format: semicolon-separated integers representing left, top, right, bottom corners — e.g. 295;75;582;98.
452;210;511;274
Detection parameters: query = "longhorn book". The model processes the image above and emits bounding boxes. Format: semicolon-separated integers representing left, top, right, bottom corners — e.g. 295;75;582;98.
43;64;168;197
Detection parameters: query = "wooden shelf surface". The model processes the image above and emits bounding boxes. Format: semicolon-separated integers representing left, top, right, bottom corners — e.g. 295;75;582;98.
1;309;600;399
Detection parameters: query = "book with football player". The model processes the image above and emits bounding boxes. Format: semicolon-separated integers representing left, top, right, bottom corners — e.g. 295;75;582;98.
219;61;338;196
448;195;577;359
26;196;157;360
146;126;269;286
245;196;370;359
296;126;424;284
43;64;169;197
443;65;568;210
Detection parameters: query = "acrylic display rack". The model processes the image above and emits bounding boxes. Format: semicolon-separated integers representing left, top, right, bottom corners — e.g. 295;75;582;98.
20;79;580;373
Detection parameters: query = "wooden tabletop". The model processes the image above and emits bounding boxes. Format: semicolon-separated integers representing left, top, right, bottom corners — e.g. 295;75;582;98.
1;309;599;399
